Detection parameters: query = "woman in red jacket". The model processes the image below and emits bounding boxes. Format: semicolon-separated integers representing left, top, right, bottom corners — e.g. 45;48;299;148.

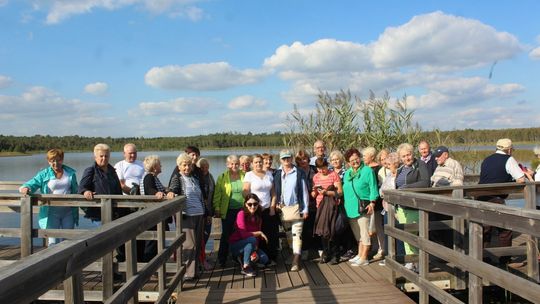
229;193;269;277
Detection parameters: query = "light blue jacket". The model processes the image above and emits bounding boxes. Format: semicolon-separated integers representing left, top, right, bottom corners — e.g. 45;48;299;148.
21;165;79;228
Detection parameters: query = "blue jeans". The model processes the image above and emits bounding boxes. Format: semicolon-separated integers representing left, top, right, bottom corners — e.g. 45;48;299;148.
46;206;75;245
230;236;269;266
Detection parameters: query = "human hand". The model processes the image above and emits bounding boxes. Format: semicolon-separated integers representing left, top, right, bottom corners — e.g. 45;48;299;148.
166;192;175;199
214;211;221;218
303;212;309;220
19;187;30;196
83;191;94;200
155;192;164;199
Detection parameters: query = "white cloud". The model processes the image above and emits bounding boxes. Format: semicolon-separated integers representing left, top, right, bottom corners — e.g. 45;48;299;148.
34;0;206;24
0;75;12;89
228;95;267;110
84;81;108;95
372;11;522;69
145;62;268;91
137;97;218;116
0;86;115;135
530;47;540;60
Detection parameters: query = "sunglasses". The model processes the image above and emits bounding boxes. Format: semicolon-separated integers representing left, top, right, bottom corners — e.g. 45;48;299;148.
246;203;259;207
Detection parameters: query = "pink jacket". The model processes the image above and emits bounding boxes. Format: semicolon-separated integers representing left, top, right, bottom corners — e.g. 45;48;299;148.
229;210;261;244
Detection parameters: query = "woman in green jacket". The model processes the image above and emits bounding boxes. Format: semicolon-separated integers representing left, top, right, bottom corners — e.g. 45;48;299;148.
342;148;379;266
19;148;79;245
213;154;245;266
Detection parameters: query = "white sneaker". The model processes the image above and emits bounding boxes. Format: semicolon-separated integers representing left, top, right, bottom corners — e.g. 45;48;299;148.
372;251;385;260
351;259;369;267
349;255;361;263
378;260;386;266
405;262;417;272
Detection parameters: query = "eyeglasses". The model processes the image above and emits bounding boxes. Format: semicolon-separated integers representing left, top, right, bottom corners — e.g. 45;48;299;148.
246;203;259;207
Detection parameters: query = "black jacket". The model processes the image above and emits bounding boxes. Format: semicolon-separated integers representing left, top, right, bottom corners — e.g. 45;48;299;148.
78;163;123;220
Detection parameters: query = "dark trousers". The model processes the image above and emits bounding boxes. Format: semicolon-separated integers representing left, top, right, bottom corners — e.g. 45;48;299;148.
482;197;513;264
301;207;320;251
259;208;280;261
218;208;241;264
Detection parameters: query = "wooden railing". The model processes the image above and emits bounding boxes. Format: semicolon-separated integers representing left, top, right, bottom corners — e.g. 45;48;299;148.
0;191;186;303
383;181;540;304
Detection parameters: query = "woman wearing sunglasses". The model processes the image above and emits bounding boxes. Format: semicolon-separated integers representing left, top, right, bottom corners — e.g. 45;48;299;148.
229;193;269;277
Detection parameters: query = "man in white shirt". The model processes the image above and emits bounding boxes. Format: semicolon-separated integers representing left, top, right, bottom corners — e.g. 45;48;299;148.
431;146;464;187
114;143;144;195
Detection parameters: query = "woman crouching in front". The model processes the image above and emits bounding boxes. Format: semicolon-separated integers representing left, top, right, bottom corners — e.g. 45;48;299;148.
229;193;269;277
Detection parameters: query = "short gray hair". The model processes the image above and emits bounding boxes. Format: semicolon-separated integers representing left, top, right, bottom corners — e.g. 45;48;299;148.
397;143;414;155
143;155;160;172
226;154;239;164
329;150;344;162
93;143;110;155
176;152;192;166
362;147;377;159
197;158;209;168
385;152;400;166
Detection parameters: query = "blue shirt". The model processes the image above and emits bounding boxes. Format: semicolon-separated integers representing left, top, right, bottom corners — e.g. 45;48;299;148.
279;166;309;214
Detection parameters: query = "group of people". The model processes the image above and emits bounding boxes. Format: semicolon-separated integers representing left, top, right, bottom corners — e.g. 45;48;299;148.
18;137;539;281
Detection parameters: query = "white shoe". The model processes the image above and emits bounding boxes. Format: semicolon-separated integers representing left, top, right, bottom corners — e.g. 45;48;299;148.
372;251;385;260
405;262;417;272
351;259;369;267
349;255;361;263
378;260;386;266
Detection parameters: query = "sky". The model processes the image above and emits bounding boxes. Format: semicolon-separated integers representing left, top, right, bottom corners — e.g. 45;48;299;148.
1;0;539;138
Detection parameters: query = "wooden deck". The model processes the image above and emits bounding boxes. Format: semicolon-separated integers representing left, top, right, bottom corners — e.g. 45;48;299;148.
0;245;413;303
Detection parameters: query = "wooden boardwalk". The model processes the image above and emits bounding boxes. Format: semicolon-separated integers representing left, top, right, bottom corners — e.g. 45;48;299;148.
0;244;413;303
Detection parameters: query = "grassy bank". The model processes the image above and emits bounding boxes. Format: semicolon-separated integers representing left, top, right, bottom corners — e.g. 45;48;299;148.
0;152;31;157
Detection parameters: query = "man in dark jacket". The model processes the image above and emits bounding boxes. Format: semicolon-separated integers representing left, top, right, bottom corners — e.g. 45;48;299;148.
418;140;437;178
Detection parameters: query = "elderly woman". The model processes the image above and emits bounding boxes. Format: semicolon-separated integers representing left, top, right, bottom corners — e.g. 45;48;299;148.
78;143;123;222
140;155;174;262
377;152;400;266
262;153;275;174
213;155;245;267
169;153;206;280
342;148;379;266
395;143;430;271
240;155;252;173
377;149;390;183
362;147;385;261
20;148;79;245
243;154;278;263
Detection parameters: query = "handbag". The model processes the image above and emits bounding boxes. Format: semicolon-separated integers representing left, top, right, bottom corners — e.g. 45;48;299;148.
350;174;371;215
280;203;302;221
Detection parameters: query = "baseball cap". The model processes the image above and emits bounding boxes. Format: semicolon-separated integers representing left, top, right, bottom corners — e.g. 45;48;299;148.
433;146;449;158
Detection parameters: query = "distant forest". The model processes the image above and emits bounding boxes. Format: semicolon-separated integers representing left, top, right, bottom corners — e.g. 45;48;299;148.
1;127;539;153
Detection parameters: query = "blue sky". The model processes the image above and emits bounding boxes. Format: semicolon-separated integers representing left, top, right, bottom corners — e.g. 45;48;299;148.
1;0;539;137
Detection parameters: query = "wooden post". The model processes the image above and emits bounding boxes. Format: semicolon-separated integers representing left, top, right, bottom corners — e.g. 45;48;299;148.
20;196;34;257
176;210;183;303
125;238;138;304
451;189;466;290
64;271;84;304
418;210;429;304
101;198;114;300
387;203;396;284
157;221;166;295
468;221;483;304
523;182;539;282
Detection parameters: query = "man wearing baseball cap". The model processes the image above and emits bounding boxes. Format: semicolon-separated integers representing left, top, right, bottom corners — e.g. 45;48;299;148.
478;138;525;265
430;146;464;187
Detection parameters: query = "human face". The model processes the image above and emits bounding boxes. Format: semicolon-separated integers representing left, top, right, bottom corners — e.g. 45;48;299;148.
178;161;192;175
188;152;199;163
240;160;251;172
399;149;414;167
123;145;137;163
317;166;329;175
252;157;264;172
388;161;399;174
379;151;388;165
363;153;374;165
280;157;293;169
297;156;309;169
330;156;342;170
228;160;240;173
94;150;110;168
245;199;259;214
200;163;209;175
48;157;63;173
435;152;449;165
263;158;273;171
314;141;326;157
418;142;430;158
348;153;361;171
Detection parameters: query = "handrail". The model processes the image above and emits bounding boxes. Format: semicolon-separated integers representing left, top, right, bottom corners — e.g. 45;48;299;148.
0;194;185;303
383;182;540;304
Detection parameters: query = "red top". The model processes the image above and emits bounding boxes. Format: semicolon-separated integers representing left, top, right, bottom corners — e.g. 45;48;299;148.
229;210;262;244
312;171;340;208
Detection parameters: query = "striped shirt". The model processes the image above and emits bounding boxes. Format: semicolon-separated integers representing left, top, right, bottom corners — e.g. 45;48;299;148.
431;158;464;187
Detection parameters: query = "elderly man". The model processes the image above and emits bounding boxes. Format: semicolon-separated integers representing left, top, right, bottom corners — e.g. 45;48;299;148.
418;140;437;177
430;146;464;187
309;140;327;166
114;143;144;195
478;138;525;265
274;149;310;272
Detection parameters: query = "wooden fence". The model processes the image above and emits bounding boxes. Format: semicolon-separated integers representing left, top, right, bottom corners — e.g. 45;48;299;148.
383;181;540;304
0;187;186;303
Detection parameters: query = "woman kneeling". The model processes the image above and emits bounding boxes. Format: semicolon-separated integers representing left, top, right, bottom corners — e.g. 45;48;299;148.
229;193;269;277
